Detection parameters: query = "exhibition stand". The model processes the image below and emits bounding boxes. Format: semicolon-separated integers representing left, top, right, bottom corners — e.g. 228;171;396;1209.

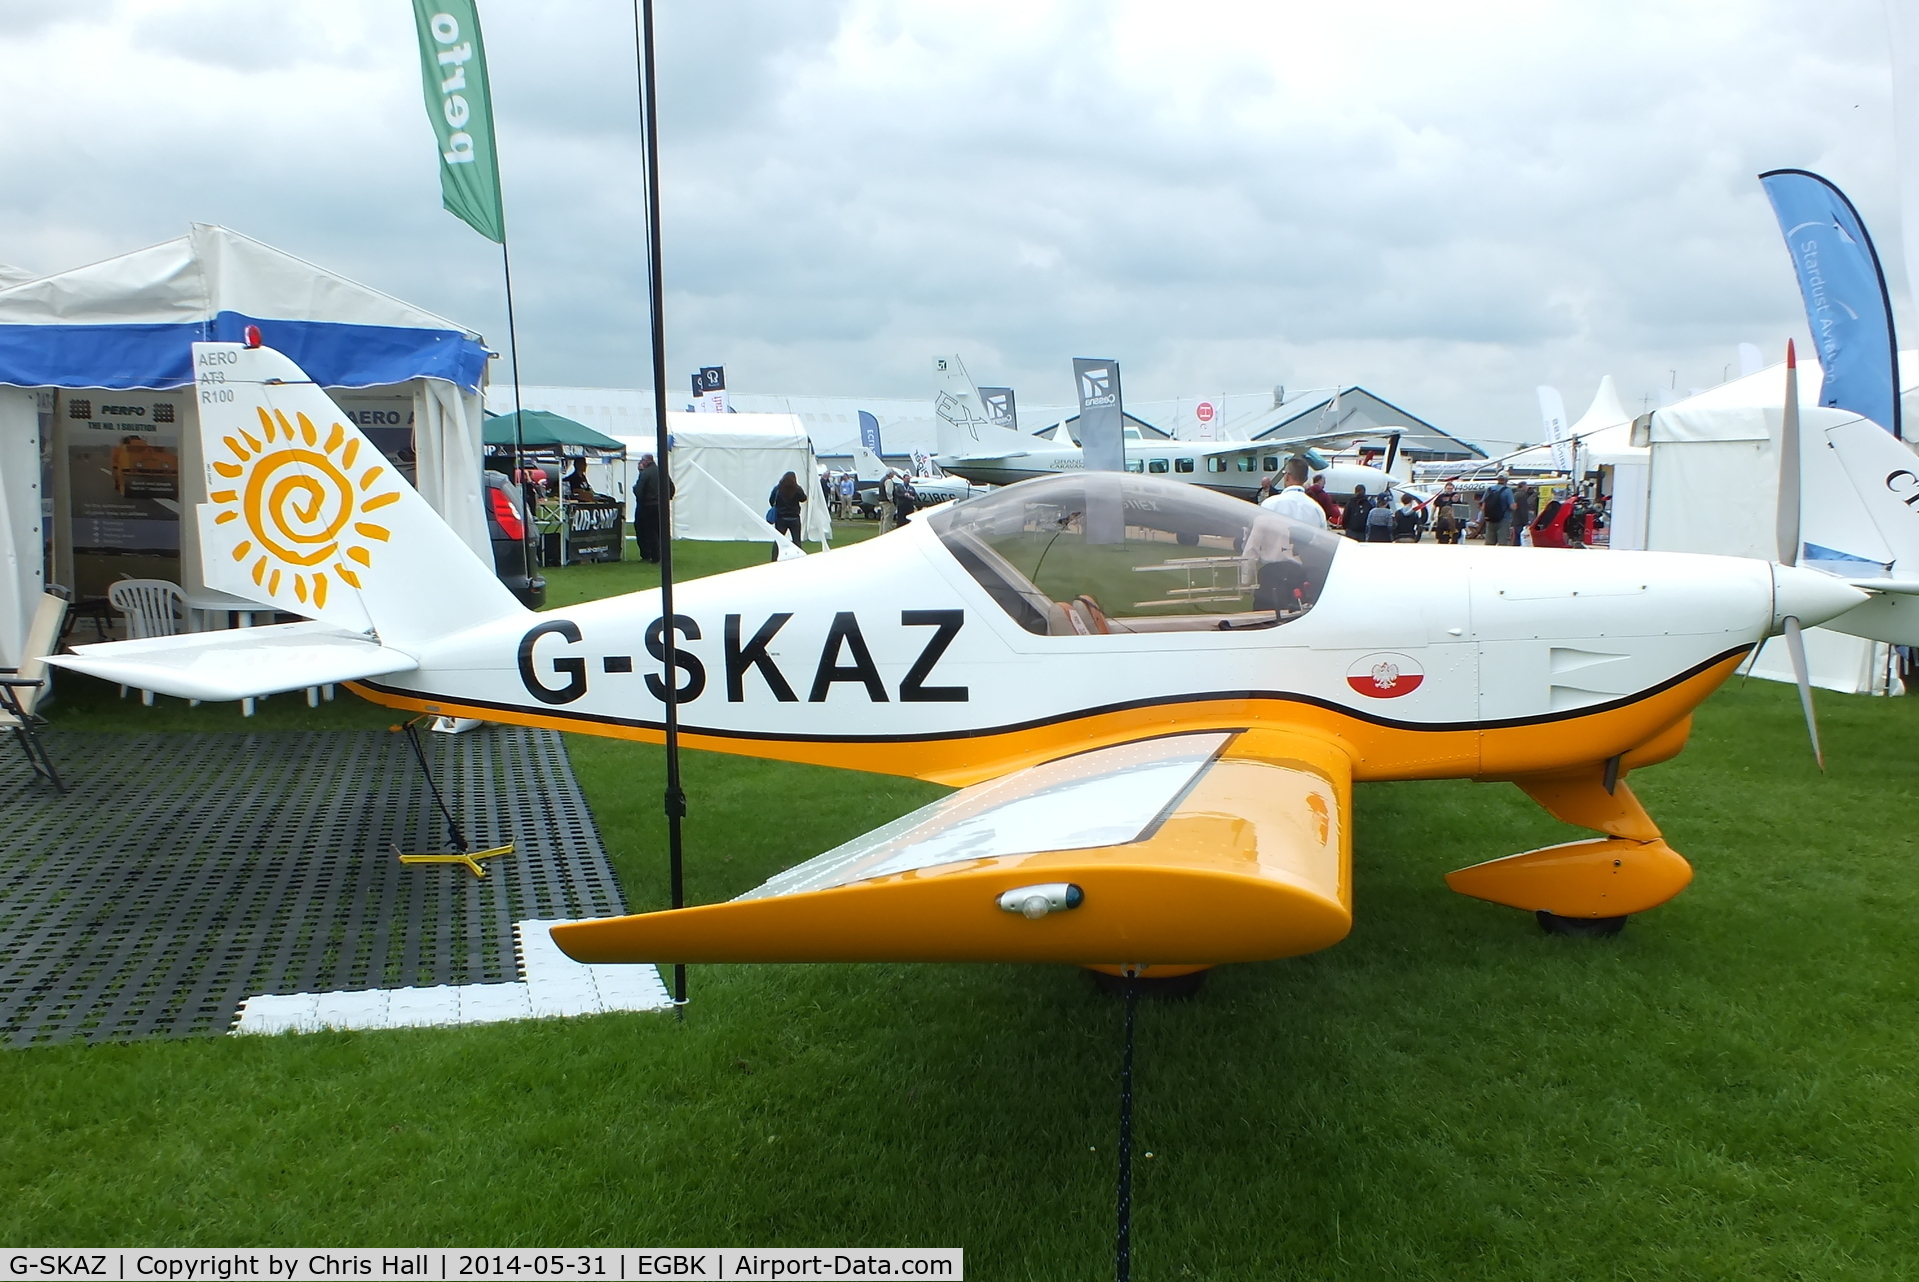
0;223;493;666
484;408;629;564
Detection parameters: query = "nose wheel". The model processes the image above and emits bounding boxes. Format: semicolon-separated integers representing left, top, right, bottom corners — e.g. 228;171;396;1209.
1088;968;1209;998
1537;910;1627;937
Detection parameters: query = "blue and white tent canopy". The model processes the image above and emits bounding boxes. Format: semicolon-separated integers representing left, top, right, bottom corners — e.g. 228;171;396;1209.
0;223;488;392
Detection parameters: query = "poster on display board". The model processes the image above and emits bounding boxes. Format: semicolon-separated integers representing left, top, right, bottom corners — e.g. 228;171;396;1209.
64;392;183;552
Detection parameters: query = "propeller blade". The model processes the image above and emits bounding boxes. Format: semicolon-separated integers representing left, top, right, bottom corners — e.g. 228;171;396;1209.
1778;340;1800;567
1783;615;1824;771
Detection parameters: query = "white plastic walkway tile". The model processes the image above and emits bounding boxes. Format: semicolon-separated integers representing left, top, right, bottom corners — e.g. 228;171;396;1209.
231;992;319;1034
231;918;671;1035
456;982;534;1025
386;985;462;1027
312;988;390;1030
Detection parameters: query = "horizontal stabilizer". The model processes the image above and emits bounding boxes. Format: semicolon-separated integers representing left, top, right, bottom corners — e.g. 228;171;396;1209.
49;621;417;702
552;730;1355;966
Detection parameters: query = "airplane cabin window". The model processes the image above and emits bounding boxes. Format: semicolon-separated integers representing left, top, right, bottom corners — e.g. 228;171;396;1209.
928;474;1342;635
1147;458;1169;474
1263;457;1279;471
1207;457;1228;473
1235;456;1257;472
1125;458;1145;473
1174;458;1194;473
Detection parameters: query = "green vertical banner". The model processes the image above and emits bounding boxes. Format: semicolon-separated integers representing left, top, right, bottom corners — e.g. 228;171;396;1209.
411;0;505;243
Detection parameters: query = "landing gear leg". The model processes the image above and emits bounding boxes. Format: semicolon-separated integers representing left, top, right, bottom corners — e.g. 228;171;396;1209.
1447;761;1693;927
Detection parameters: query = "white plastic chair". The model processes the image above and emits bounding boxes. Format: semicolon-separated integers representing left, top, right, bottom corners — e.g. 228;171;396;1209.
107;579;191;707
1;589;71;790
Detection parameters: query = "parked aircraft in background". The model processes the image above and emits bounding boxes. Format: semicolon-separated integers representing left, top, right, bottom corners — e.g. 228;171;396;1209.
50;340;1919;988
934;356;1412;503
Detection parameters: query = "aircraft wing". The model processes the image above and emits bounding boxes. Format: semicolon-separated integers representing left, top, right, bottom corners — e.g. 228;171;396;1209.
943;449;1030;463
1252;425;1404;453
48;621;417;703
550;729;1353;967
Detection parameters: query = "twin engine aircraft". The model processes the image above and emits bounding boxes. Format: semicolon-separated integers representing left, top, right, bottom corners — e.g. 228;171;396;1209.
52;342;1915;981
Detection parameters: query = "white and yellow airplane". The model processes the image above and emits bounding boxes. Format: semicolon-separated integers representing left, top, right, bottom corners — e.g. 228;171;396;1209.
50;341;1916;982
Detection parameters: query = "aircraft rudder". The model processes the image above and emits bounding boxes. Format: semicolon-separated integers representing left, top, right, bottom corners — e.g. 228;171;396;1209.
192;340;524;648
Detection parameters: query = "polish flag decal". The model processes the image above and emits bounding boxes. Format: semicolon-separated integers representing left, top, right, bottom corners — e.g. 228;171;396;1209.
1346;652;1424;698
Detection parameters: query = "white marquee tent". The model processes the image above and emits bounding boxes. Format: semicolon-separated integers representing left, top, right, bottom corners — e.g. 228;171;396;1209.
1642;356;1919;695
613;413;831;550
0;224;493;668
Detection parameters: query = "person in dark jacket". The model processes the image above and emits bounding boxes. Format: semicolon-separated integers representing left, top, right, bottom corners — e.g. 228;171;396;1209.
1342;484;1372;540
633;453;673;562
769;470;807;555
1392;492;1426;542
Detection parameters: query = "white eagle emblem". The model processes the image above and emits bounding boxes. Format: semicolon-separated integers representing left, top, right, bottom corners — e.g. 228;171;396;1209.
1370;661;1400;690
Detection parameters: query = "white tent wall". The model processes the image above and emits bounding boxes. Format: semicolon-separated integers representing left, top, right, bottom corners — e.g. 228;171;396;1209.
1645;359;1908;695
413;380;491;561
622;413;831;546
1606;458;1650;550
0;387;45;667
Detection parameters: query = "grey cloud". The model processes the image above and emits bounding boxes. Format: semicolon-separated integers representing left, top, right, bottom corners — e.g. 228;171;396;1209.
0;0;1907;445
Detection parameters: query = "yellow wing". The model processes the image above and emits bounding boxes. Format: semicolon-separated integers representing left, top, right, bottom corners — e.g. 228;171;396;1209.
551;729;1353;969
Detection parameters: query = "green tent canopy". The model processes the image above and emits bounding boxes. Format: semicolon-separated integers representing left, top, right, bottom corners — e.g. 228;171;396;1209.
484;409;625;452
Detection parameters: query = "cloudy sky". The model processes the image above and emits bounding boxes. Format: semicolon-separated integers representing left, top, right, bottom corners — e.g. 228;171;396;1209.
0;0;1907;446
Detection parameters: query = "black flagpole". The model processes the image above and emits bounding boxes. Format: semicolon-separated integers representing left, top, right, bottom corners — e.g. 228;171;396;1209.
634;0;686;1017
498;239;531;575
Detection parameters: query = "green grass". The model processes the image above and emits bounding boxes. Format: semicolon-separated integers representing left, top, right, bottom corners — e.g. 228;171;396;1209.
541;526;874;610
13;551;1919;1274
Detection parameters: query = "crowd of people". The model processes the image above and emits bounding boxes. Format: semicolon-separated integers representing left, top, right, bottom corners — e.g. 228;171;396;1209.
1258;460;1604;547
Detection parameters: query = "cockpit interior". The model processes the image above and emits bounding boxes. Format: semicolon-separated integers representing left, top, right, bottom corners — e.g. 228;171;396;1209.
928;474;1341;635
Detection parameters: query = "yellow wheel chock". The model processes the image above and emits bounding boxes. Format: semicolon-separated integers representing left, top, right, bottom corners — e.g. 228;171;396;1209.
394;842;515;879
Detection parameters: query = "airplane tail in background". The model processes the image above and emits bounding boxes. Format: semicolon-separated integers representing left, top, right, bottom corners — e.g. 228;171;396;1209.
1813;415;1919;569
853;445;887;482
1804;410;1919;644
934;354;1029;459
192;341;526;648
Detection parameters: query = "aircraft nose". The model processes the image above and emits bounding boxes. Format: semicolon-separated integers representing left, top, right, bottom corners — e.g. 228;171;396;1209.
1771;564;1868;632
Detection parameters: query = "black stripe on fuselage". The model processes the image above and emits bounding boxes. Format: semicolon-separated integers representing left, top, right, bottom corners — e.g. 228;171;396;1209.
355;644;1753;746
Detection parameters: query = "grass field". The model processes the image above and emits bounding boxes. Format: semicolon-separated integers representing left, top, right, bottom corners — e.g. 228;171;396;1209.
13;539;1919;1276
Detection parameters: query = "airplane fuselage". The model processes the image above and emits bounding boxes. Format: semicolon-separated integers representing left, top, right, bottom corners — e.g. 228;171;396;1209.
353;518;1813;790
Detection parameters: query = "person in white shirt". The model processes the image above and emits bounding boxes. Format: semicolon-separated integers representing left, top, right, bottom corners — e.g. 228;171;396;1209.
1259;457;1328;530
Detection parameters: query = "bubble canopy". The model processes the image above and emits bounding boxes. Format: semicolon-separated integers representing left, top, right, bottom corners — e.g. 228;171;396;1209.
927;473;1343;635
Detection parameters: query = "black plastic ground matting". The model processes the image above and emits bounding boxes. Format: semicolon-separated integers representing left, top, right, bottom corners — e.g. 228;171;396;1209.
0;727;627;1046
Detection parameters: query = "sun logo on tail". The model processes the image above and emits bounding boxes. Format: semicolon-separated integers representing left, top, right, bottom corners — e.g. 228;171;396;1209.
207;407;397;609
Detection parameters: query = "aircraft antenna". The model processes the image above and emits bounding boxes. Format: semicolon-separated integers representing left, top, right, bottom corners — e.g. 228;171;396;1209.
634;0;688;1015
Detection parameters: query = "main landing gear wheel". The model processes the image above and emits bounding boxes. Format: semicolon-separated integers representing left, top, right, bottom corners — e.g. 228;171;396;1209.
1090;969;1208;999
1537;910;1627;937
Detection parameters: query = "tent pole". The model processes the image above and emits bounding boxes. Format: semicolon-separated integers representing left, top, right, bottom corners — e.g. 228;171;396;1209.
499;238;531;575
634;0;687;1018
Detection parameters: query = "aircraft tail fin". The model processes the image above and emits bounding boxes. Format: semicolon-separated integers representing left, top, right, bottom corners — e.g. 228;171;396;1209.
1810;415;1919;570
934;354;1029;459
852;444;887;482
1803;412;1919;644
192;340;525;650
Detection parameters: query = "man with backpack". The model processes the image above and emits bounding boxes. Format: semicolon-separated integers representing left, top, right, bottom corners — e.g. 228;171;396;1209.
1366;491;1396;542
1481;475;1514;546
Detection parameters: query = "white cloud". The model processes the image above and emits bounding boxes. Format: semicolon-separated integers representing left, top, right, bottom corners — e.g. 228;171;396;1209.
0;0;1904;445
